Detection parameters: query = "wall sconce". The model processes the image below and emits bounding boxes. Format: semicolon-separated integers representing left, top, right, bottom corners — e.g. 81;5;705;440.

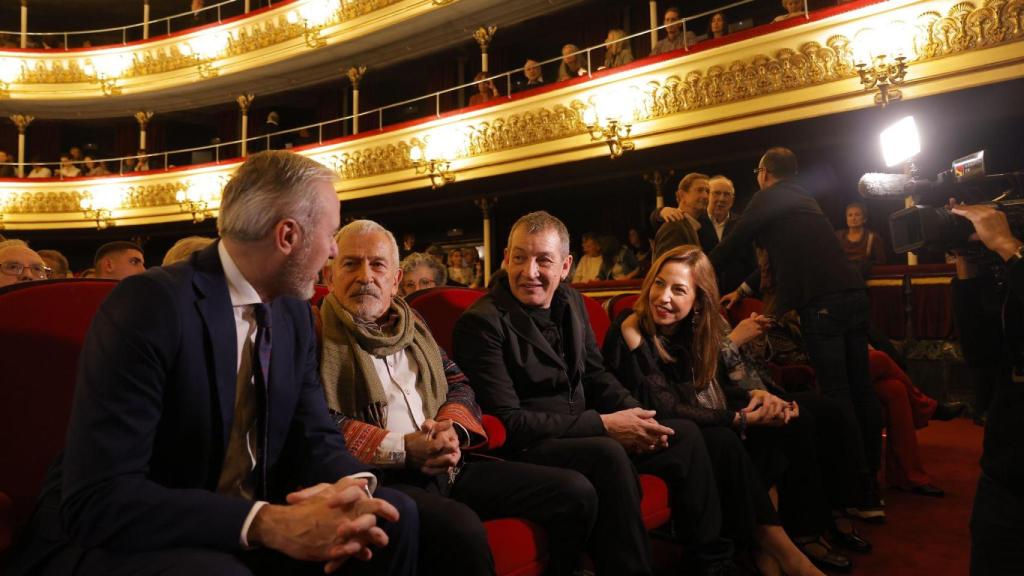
82;53;130;96
853;23;913;107
182;32;230;78
582;88;637;159
176;176;222;223
0;191;12;230
287;0;341;48
0;57;23;99
408;130;462;189
79;186;125;229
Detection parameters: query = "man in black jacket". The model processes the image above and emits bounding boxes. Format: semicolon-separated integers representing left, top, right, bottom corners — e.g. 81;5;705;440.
952;204;1024;575
711;147;883;518
454;211;733;576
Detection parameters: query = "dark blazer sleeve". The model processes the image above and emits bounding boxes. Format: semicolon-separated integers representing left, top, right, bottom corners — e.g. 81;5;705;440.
711;188;784;270
654;220;700;260
60;274;254;554
454;308;606;451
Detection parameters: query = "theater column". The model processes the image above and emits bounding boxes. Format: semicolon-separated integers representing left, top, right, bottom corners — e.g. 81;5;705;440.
473;26;497;74
476;198;497;287
346;66;366;135
134;111;153;155
20;0;28;49
10;114;33;178
237;93;254;157
643;169;674;211
143;0;150;39
649;1;658;51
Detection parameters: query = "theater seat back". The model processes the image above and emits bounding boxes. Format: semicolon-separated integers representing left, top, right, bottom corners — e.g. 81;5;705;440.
605;293;639;324
0;279;117;542
406;287;486;353
726;297;765;327
581;294;610;348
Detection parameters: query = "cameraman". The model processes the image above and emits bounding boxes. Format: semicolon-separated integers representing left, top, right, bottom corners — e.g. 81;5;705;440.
952;204;1024;575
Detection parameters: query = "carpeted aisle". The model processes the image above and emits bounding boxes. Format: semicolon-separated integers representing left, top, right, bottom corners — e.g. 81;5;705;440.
853;418;982;575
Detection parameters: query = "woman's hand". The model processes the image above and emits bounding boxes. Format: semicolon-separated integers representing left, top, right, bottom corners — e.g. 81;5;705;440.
728;313;773;346
743;391;794;426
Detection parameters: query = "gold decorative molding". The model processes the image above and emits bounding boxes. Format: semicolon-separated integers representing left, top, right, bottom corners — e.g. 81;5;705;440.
134;110;154;129
473;25;498;52
2;0;1023;228
9;113;33;133
236;93;255;113
346;65;367;89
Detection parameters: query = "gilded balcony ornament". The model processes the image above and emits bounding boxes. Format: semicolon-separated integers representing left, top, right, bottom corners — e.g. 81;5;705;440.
237;93;255;113
80;185;126;230
346;65;367;88
10;113;33;133
473;25;498;52
286;0;342;48
134;110;155;129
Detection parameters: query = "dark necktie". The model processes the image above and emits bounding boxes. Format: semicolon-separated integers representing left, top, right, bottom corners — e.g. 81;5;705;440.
252;303;272;499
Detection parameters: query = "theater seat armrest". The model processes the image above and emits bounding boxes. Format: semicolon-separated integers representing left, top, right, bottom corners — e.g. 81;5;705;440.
481;415;507;451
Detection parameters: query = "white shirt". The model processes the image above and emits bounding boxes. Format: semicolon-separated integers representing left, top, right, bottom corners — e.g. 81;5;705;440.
708;212;731;241
373;349;424;466
218;242;378;546
573;254;604;283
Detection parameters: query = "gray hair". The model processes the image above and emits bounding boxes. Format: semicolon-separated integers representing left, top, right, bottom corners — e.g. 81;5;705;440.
709;174;735;191
0;239;29;250
335;219;400;265
507;211;571;258
217;151;338;242
400;252;447;285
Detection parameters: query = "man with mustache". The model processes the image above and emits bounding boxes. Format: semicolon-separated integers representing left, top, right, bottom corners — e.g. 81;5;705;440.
319;219;596;575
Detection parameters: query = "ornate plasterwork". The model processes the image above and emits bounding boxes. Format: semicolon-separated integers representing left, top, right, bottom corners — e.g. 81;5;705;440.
2;0;1023;223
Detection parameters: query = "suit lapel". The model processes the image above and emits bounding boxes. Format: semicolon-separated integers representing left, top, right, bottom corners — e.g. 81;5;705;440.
493;280;567;370
192;243;239;451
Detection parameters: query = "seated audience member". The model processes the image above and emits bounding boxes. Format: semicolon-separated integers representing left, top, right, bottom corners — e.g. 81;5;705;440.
9;151;418;576
83;156;111;176
653;172;709;258
604;246;853;573
515;59;545;92
652;6;697;55
774;0;806;21
572;232;606;283
836;202;886;275
58;155;82;178
68;146;84;164
400;232;420;260
702;175;757;293
454;211;737;576
628;228;652;278
27;159;52;178
557;44;586;81
707;11;729;40
94;240;146;280
78;267;96;278
461;247;483;288
447;248;474;286
37;249;70;279
468;72;501;106
399;252;447;297
605;236;639;280
190;0;216;26
320;220;596;575
135;151;151;172
0;240;50;287
162;235;216;266
602;29;634;69
0;150;15;177
121;156;137;173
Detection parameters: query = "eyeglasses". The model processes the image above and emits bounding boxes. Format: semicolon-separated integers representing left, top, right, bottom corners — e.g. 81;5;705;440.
0;261;51;279
752;166;766;175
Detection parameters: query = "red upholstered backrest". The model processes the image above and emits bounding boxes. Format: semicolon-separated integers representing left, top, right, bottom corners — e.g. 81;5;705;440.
726;297;765;327
581;294;610;348
311;284;329;307
406;287;486;354
0;279;117;535
605;293;639;324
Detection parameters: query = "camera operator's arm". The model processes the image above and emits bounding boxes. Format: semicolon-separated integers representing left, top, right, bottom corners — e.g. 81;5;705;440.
951;205;1024;302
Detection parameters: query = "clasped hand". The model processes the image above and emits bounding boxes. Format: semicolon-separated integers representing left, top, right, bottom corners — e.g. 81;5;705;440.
405;418;461;476
743;390;798;426
728;313;774;347
601;407;675;454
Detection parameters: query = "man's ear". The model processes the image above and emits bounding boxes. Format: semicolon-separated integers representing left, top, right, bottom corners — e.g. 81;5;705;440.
502;248;510;268
560;253;573;281
274;219;301;255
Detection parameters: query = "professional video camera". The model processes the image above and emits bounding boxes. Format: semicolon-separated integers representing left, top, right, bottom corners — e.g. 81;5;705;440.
859;150;1024;257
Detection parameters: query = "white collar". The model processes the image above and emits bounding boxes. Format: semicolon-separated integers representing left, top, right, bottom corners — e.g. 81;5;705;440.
218;241;263;307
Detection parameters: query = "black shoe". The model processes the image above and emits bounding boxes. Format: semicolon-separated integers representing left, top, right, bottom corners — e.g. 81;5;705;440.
901;483;945;498
797;537;853;572
829;516;873;553
932;401;965;421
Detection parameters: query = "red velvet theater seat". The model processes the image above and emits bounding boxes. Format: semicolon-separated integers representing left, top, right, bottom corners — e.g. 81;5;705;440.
581;294;610;347
405;287;485;353
0;279;118;557
605;293;639;324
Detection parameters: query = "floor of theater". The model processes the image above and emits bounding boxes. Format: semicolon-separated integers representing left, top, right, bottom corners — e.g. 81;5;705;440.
649;418;981;575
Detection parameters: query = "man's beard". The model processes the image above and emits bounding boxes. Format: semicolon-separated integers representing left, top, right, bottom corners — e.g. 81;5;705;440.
276;239;315;300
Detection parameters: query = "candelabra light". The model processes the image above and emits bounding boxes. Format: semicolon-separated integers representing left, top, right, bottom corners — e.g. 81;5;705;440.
79;199;114;230
582;89;637;159
182;32;229;78
82;53;130;96
176;176;222;223
408;130;462;189
410;147;455;189
0;57;22;99
287;0;341;48
79;186;124;230
853;23;913;107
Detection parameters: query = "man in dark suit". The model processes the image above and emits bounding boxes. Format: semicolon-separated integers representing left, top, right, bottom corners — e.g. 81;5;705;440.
653;172;708;259
453;211;733;576
10;151;417;576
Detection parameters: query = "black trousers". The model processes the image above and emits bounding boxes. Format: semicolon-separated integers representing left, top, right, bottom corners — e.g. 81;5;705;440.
971;473;1024;576
699;426;778;548
799;290;881;482
388;459;596;576
36;486;418;576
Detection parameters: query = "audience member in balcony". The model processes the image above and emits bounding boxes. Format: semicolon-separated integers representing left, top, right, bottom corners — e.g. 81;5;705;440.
836;202;887;276
321;220;596;576
135;151;151;172
628;228;652;278
94;240;146;281
400;232;420;260
572;232;607;283
454;210;737;576
557;44;587;81
121;156;137;173
8;151;417;576
58;155;82;179
399;252;447;297
711;147;884;520
653;172;708;259
774;0;806;22
606;237;640;280
602;29;634;69
0;240;50;287
260;111;282;151
38;249;70;279
469;72;501;106
652;6;697;56
27;158;52;178
514;59;545;93
447;248;475;286
708;11;729;40
462;247;483;288
162;235;216;266
0;150;15;177
69;146;84;164
191;0;216;26
602;246;835;575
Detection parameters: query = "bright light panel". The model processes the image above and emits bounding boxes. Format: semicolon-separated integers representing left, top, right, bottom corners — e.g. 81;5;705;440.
299;0;340;27
0;57;22;83
92;53;130;78
189;32;229;60
880;115;920;167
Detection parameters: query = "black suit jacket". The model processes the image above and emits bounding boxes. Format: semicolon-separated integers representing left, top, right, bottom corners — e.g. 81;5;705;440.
698;212;756;294
20;243;367;565
452;278;639;453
